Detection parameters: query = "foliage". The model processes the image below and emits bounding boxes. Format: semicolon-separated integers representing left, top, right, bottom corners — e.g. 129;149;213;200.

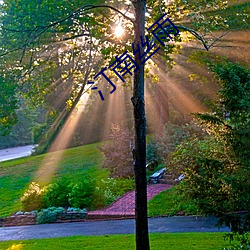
43;178;71;208
168;136;239;211
223;232;250;250
147;122;206;167
32;123;48;144
99;124;133;178
0;0;233;143
68;179;94;209
20;182;45;212
36;206;64;224
18;163;133;213
0;74;18;136
0;104;44;149
93;177;134;208
93;178;118;208
146;140;159;170
167;62;250;233
204;2;250;31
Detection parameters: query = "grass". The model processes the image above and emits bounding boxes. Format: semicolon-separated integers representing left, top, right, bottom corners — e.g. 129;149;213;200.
0;233;231;250
0;143;104;217
148;186;199;217
0;140;196;218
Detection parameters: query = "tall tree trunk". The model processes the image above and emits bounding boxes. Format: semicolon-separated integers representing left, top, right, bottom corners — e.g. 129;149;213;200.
132;1;150;250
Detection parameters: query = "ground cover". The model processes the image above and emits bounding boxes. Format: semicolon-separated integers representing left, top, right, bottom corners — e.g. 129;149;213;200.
0;233;230;250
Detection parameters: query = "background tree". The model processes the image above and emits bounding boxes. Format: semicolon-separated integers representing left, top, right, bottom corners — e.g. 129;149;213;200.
168;61;250;233
0;72;18;136
99;123;133;178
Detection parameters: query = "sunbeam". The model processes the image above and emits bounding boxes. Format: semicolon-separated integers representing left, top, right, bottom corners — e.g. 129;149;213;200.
35;93;90;184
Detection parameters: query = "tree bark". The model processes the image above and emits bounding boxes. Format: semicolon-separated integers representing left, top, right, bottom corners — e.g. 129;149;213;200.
132;1;150;250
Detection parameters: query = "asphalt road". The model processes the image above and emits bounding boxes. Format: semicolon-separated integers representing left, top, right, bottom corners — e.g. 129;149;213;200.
0;145;36;162
0;216;230;241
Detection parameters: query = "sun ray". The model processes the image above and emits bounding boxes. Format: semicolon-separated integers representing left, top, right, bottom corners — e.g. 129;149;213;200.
35;93;90;184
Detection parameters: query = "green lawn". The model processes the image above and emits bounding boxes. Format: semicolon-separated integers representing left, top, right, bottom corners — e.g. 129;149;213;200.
0;233;231;250
148;186;199;217
0;143;104;217
0;141;198;218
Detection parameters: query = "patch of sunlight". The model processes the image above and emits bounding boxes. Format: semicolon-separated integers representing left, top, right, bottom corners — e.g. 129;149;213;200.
6;243;23;250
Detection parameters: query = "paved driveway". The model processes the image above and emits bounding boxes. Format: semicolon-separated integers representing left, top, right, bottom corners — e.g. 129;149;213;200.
0;216;229;241
0;145;36;162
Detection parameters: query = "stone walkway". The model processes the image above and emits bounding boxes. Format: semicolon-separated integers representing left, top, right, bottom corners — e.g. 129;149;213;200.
88;184;171;219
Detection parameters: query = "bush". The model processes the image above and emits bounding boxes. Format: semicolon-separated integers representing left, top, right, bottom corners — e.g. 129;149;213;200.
93;178;117;208
36;206;64;224
21;182;45;211
114;177;135;196
93;177;134;209
223;233;250;250
43;177;71;208
68;180;94;209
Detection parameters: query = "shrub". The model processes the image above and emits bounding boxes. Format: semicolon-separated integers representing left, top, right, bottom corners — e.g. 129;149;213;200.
21;182;45;211
92;178;117;209
43;177;71;208
223;233;250;250
113;177;134;197
36;206;64;224
68;180;94;209
93;177;134;209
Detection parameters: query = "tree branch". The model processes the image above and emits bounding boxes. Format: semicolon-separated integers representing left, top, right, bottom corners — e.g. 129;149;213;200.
0;4;134;57
153;25;229;51
176;25;229;50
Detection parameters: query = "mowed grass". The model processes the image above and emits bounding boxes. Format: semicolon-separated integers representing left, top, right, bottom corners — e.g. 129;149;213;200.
0;143;104;217
0;233;230;250
148;186;199;217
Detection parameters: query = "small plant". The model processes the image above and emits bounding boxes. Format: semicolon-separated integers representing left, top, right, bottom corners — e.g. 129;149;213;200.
21;182;45;211
36;206;64;224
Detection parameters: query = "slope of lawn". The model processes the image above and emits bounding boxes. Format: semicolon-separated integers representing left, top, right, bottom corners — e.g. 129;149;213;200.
148;186;199;217
0;142;104;217
0;233;231;250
